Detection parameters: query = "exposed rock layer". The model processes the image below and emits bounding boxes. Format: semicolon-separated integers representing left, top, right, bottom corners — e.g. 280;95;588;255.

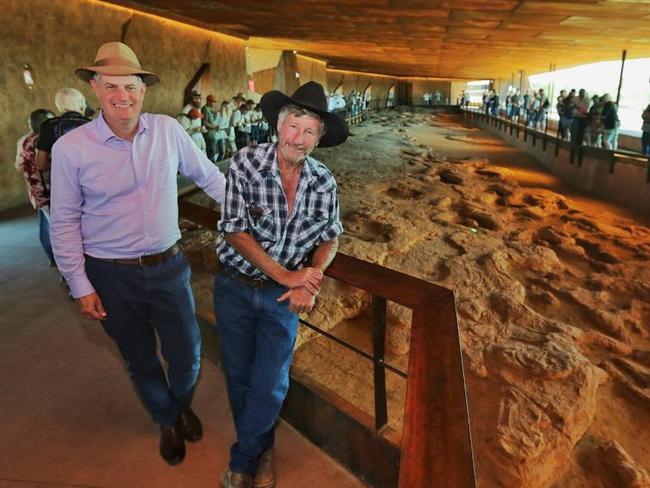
183;111;650;488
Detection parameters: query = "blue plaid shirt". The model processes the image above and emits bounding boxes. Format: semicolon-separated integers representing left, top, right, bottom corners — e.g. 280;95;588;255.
217;143;343;279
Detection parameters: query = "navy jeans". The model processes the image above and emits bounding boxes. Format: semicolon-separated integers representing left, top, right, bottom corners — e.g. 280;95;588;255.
38;208;55;266
213;272;298;476
85;252;201;426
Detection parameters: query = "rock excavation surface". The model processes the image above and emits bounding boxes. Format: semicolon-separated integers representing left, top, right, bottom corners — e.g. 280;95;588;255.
181;110;650;488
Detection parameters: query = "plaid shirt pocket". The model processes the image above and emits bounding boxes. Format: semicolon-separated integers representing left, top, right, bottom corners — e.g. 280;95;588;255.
247;207;277;243
294;209;330;249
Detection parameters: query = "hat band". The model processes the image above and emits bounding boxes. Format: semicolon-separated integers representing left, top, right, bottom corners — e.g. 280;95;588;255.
93;56;142;70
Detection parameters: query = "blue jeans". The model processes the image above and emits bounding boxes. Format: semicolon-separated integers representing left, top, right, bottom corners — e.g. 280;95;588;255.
85;252;201;426
38;208;55;265
213;272;299;476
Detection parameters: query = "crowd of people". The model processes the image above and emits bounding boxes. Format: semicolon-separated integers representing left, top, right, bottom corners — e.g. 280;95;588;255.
14;41;346;488
178;91;270;163
422;91;443;106
327;89;374;116
174;87;379;163
479;87;623;151
554;89;620;150
481;88;551;131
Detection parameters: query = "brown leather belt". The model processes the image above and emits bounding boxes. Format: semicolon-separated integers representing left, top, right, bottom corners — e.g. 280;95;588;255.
86;242;181;266
219;266;279;289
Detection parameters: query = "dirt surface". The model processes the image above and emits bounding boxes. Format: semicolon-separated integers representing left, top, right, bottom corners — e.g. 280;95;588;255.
181;109;650;488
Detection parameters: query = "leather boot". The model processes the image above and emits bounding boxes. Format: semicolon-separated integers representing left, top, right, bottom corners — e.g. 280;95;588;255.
178;408;203;442
159;421;185;466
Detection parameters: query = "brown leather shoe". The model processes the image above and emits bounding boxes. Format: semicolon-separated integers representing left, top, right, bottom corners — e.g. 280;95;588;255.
221;467;253;488
159;422;185;466
254;448;276;488
178;408;203;442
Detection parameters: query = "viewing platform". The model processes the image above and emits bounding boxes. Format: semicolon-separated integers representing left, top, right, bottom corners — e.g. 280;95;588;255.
0;209;365;488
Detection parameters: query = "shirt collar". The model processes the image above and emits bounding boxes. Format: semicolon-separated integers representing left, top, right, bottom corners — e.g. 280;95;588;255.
259;143;317;183
97;112;148;144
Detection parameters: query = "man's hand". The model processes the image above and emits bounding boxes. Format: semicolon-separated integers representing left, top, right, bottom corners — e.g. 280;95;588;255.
280;267;323;295
76;292;107;321
277;287;316;314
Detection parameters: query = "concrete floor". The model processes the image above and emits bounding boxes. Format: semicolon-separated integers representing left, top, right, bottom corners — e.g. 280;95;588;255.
0;209;366;488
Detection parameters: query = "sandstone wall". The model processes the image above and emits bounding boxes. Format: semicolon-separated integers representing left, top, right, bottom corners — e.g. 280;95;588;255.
296;55;328;91
252;68;276;98
2;0;247;211
246;47;282;74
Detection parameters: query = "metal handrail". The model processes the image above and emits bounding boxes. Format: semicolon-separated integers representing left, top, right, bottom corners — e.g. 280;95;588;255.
178;199;477;488
298;317;408;379
462;106;650;175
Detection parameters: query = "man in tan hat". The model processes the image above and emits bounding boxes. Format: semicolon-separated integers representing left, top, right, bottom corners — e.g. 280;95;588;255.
214;81;347;488
49;42;226;466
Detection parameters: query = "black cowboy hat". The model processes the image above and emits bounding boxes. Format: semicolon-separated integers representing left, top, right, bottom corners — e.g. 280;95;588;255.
260;81;348;148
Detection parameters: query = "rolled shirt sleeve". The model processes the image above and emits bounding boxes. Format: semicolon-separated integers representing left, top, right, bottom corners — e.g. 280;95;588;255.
174;120;226;203
317;183;344;244
218;153;249;234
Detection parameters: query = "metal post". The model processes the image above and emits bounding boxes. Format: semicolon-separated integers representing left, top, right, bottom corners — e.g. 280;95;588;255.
543;116;549;151
372;295;388;431
616;50;627;107
533;125;537;146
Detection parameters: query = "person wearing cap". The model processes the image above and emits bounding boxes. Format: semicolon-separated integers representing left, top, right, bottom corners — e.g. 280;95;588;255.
230;99;250;150
202;94;222;162
214;81;347;488
183;90;203;116
217;100;237;159
187;108;207;154
49;42;226;467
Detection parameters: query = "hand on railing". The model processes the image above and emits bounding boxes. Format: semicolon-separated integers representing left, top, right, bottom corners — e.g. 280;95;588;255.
279;267;323;295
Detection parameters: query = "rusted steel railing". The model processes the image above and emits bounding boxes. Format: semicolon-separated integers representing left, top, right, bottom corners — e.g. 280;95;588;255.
178;199;477;488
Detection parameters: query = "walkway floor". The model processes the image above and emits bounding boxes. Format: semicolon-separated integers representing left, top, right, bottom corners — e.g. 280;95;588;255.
0;208;365;488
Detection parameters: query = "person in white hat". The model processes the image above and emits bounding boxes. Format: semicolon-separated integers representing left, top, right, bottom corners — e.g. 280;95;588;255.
49;42;226;466
214;81;348;488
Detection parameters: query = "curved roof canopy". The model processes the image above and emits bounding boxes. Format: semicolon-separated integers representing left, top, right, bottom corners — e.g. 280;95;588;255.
103;0;649;79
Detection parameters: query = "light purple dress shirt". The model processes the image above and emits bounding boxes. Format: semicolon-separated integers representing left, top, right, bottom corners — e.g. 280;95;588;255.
50;112;225;299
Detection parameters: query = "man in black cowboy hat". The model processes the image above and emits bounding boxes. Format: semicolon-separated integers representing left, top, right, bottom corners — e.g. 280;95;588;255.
213;81;347;488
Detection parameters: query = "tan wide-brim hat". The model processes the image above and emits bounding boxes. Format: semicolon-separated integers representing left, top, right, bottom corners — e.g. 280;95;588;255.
75;42;160;86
